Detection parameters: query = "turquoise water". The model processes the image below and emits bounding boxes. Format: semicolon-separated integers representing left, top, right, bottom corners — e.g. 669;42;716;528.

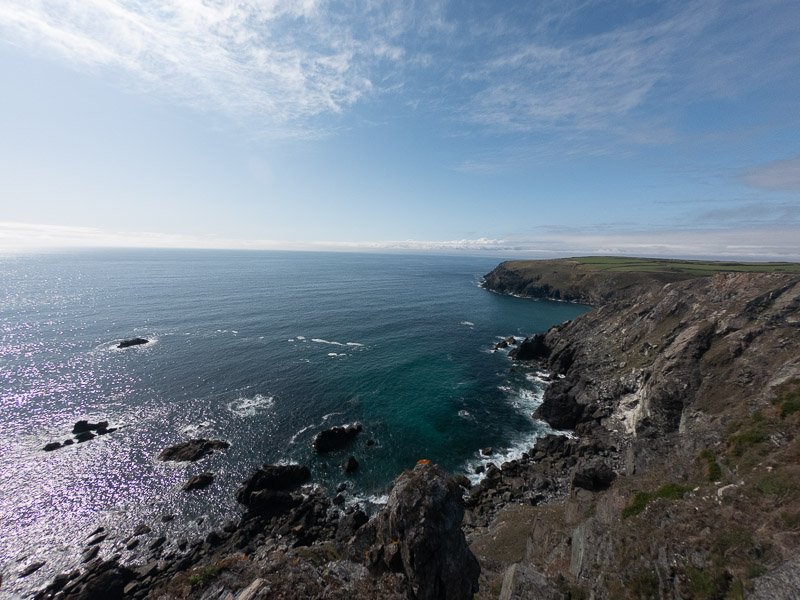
0;249;588;595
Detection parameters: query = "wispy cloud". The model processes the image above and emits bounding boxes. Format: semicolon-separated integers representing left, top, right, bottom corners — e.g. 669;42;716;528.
0;0;414;137
454;1;800;141
740;156;800;191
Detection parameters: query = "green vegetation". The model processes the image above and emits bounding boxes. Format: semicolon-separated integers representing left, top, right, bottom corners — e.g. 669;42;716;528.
622;483;692;519
563;256;800;275
188;566;218;588
727;413;769;459
756;471;796;497
700;449;723;482
779;389;800;419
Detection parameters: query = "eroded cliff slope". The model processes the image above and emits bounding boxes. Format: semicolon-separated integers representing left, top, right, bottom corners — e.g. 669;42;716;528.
475;257;800;599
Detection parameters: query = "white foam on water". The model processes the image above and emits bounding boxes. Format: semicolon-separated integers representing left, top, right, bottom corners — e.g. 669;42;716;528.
180;420;215;436
288;423;316;445
312;338;345;346
288;339;295;342
296;336;306;340
458;409;473;420
459;321;475;327
346;342;363;347
226;393;275;417
321;411;346;423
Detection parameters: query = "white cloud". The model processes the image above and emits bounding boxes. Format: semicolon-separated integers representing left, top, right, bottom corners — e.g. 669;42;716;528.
740;156;800;191
0;0;410;136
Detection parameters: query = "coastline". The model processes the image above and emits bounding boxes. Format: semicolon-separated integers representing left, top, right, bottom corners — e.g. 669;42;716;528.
23;255;800;599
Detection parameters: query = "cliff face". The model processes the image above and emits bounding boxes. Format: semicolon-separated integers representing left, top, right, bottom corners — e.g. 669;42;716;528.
476;261;800;599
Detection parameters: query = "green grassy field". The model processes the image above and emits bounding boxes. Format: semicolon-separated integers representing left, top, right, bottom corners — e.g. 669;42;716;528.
519;256;800;275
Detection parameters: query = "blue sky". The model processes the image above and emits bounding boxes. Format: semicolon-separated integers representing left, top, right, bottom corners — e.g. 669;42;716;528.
1;0;799;259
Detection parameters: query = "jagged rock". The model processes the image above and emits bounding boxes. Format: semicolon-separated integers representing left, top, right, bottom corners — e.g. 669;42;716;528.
61;560;135;599
337;482;348;493
43;442;62;451
157;438;229;462
236;464;310;505
343;455;359;473
313;423;362;452
454;474;471;489
75;431;95;443
482;447;493;456
349;462;480;600
508;334;549;361
494;340;509;350
117;337;149;349
245;490;299;518
132;524;151;536
183;472;214;491
335;509;369;546
499;563;563;600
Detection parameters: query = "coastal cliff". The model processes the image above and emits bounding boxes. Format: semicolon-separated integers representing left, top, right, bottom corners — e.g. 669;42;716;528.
473;257;800;599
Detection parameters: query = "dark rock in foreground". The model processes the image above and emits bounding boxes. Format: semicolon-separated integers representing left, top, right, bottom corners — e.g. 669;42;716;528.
313;423;362;453
343;455;359;473
350;462;480;600
236;464;311;505
157;439;230;462
182;472;214;491
117;337;149;349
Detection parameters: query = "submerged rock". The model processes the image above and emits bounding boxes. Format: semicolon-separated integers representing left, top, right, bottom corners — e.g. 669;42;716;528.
313;423;362;453
350;462;480;600
117;337;149;349
157;438;229;462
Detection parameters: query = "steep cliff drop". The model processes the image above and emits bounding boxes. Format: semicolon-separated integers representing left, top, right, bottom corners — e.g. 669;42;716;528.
473;257;800;599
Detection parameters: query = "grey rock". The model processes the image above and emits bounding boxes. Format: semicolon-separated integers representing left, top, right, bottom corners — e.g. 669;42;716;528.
157;438;229;462
498;563;563;600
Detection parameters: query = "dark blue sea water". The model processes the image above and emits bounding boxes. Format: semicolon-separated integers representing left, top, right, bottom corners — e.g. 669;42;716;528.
0;249;588;596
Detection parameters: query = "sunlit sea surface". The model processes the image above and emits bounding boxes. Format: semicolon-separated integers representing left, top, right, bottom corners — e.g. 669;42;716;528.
0;249;589;597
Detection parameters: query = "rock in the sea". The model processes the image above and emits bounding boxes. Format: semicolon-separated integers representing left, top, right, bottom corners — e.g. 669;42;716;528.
508;333;549;361
43;442;62;452
117;337;149;349
183;472;214;491
482;447;493;456
343;455;359;473
236;464;311;505
157;438;230;462
75;431;95;443
19;561;46;578
72;420;109;434
313;423;362;453
350;462;480;600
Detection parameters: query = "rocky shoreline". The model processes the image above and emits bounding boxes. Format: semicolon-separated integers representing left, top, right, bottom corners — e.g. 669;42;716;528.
27;258;800;599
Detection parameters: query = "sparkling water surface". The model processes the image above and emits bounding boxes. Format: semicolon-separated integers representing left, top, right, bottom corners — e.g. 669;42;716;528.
0;249;589;597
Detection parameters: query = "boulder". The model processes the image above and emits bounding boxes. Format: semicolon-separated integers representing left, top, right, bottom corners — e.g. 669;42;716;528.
236;464;310;505
117;338;149;349
43;442;62;452
335;509;369;546
313;423;362;452
343;455;359;473
246;490;299;518
157;439;229;462
349;462;480;600
183;472;214;491
75;432;95;443
72;420;109;434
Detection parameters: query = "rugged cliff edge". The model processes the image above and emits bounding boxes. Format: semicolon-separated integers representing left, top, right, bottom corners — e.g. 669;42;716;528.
473;257;800;599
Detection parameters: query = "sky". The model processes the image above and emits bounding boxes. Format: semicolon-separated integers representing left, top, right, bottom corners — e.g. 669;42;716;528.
1;0;799;259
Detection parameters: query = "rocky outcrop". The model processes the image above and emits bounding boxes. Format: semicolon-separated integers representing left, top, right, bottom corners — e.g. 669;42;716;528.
117;338;149;348
313;423;362;452
157;438;229;462
350;462;480;600
236;463;311;504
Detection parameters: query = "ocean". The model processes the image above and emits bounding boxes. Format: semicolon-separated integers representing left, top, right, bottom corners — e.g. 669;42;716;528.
0;249;588;597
